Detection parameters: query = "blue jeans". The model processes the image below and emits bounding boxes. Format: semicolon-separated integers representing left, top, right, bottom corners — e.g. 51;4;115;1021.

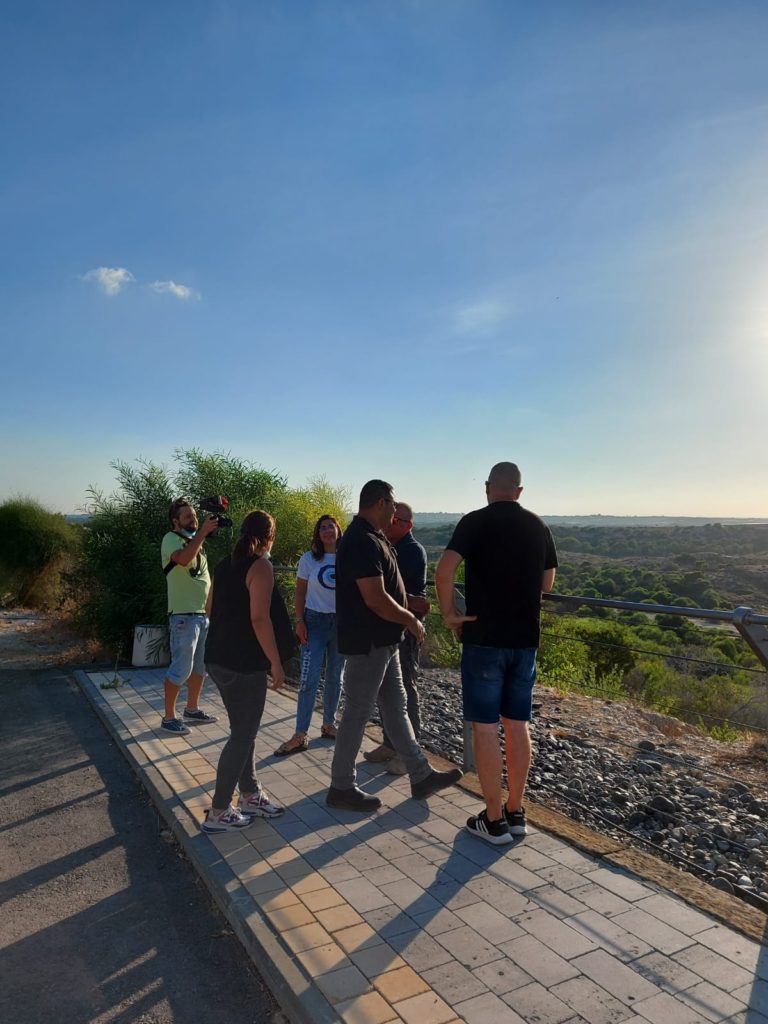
461;645;538;723
295;609;345;733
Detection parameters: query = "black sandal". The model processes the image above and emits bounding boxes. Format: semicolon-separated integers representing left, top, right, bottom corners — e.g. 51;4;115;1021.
273;734;308;757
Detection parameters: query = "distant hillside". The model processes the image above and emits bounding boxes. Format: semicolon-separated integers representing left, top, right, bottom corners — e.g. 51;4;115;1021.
414;513;768;528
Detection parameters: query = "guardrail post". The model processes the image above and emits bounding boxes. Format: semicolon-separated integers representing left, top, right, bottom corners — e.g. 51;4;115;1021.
462;721;475;772
732;607;768;672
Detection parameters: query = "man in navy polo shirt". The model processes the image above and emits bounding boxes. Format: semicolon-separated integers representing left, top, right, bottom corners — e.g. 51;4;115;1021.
365;501;429;772
327;480;462;813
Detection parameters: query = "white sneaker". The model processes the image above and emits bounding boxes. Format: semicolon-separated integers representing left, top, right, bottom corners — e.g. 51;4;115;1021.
201;806;253;834
239;786;285;818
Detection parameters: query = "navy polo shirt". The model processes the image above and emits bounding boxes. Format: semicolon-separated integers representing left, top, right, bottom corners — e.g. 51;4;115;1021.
394;532;427;599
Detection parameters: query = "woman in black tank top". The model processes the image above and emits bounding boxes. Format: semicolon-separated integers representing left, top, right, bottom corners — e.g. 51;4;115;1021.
201;510;288;834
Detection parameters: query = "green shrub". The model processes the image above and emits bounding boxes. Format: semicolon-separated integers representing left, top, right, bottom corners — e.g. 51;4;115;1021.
0;497;79;607
75;451;348;650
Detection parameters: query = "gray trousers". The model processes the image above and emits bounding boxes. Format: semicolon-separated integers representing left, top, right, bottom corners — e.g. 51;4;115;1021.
331;644;431;790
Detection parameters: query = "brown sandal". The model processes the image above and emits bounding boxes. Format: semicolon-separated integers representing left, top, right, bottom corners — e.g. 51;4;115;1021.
274;733;308;757
320;724;337;740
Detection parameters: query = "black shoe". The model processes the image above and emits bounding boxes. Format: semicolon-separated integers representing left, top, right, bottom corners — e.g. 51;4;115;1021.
411;767;463;800
466;809;514;846
505;805;528;835
326;786;382;812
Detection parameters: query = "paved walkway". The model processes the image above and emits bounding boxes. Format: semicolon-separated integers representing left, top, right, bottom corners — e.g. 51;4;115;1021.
77;668;768;1024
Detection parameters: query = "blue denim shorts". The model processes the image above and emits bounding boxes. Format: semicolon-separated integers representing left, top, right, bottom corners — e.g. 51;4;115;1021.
461;644;537;723
167;613;208;685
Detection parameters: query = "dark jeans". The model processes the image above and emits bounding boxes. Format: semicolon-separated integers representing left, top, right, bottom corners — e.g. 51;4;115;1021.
382;630;421;749
207;663;268;809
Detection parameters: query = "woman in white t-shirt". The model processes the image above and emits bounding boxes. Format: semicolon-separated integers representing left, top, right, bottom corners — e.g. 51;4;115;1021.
274;514;345;755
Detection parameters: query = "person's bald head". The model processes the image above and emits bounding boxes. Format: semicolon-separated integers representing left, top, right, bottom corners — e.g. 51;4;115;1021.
486;462;523;503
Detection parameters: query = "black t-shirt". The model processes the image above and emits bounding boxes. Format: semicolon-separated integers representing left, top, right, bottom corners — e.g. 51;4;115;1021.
446;501;558;649
336;515;407;655
394;532;427;598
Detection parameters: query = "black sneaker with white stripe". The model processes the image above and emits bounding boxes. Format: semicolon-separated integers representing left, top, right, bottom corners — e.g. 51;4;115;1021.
505;805;528;836
465;809;514;845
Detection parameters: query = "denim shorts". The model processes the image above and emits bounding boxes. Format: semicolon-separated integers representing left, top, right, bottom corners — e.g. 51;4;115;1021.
461;644;537;723
167;613;208;685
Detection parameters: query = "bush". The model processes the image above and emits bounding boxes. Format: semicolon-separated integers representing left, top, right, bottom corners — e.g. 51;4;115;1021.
0;497;79;607
75;452;349;651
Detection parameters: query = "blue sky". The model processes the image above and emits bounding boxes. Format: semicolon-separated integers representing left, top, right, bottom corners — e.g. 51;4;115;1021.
3;1;768;516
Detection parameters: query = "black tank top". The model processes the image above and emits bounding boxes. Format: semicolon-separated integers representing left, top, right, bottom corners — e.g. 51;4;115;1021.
205;554;270;672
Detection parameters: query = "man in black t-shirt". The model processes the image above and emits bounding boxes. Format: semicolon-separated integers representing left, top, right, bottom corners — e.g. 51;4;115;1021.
436;462;557;845
327;480;462;813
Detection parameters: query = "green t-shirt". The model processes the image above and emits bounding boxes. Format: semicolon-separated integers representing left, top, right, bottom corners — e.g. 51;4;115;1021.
161;531;211;614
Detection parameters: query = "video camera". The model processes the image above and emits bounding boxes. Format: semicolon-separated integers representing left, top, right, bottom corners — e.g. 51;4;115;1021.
199;495;233;529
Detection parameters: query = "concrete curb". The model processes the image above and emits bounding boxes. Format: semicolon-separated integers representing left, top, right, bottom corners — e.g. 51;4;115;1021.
73;670;340;1024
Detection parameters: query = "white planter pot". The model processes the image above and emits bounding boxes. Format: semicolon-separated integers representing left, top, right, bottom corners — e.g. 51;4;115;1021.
132;624;170;667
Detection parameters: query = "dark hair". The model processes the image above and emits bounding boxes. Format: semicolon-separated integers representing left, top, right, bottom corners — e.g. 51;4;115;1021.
310;514;342;560
233;510;276;560
168;496;193;528
359;479;394;510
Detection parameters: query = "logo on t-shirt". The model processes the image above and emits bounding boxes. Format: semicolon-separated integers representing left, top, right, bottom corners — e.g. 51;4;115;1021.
318;564;336;590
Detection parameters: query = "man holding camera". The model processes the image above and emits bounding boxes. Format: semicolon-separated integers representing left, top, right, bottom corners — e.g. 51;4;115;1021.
160;498;219;735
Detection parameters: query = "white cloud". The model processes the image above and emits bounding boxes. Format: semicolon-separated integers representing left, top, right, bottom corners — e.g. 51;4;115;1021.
149;280;201;301
454;298;514;335
81;266;135;296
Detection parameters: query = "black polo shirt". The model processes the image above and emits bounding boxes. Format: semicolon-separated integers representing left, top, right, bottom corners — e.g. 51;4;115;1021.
446;501;558;649
336;515;407;655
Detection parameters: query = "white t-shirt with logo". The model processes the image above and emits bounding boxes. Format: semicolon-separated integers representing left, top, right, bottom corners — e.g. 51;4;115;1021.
297;551;337;614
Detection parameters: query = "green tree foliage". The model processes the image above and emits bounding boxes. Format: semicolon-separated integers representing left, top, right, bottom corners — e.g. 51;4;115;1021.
0;497;79;607
75;452;348;649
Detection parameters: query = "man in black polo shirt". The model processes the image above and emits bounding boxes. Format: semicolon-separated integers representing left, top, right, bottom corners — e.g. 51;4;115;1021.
327;480;462;812
436;463;557;844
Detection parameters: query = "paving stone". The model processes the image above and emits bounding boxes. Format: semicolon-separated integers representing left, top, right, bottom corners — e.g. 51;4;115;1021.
336;923;387;954
551;976;634;1024
489;858;547;891
632;990;710;1024
676;980;746;1023
337;989;400;1024
282;921;334;954
291;872;331;895
452;902;523;944
534;865;590;892
568;883;634;918
319;862;363;884
316;904;366;933
499;934;580;987
337;877;394;912
571;949;660;1004
693;925;765;976
373;965;430;1003
632;895;716;937
379;878;442;916
529;884;590;920
295;941;352;975
366;865;409;887
465;874;534;914
300;887;347;912
580;868;652;903
516;909;598;959
611;908;693;956
472;959;533;996
265;902;316;931
421;960;487;1004
732;977;768;1015
629;951;699;995
411;907;465;936
363;904;420;939
502;980;574;1023
393;989;457;1024
315;964;373;1004
673;944;755;993
389;930;455;972
436;923;506;968
720;1011;768;1024
509;847;558;872
452;990;527;1023
350;943;407;978
568;910;653;962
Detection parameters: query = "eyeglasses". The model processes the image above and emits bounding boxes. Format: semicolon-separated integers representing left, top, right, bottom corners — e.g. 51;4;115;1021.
392;517;410;524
